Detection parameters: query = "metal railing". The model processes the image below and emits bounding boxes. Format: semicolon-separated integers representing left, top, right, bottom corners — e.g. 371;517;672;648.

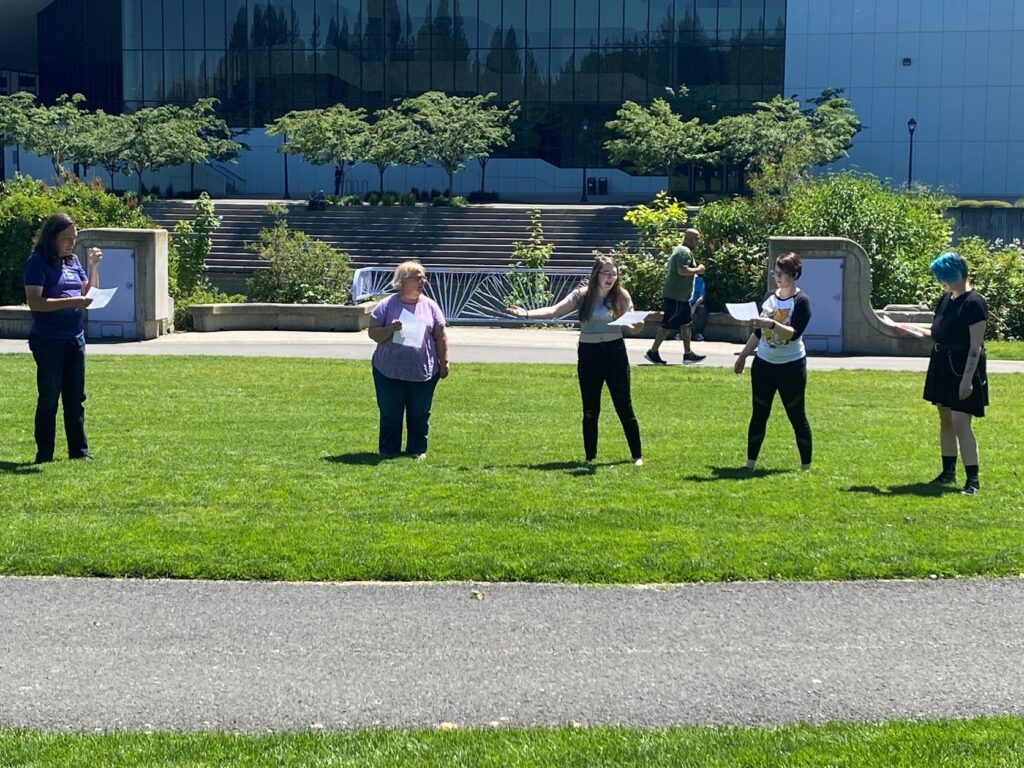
352;266;590;325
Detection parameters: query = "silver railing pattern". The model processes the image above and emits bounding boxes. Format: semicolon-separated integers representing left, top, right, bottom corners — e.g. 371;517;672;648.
352;266;590;325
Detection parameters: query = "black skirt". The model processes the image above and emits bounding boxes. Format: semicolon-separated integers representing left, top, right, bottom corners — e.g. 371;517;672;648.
923;347;989;417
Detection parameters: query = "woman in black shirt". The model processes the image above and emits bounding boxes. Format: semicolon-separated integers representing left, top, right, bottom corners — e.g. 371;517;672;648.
906;251;988;495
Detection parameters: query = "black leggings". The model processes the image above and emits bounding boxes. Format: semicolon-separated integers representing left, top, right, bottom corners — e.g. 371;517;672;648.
577;339;642;461
747;355;812;465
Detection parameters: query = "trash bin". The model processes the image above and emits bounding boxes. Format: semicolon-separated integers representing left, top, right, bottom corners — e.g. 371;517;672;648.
598;177;608;195
586;177;597;195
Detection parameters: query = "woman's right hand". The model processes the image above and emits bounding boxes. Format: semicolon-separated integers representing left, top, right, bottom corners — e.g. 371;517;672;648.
388;320;402;332
733;354;747;375
507;305;525;318
70;297;93;310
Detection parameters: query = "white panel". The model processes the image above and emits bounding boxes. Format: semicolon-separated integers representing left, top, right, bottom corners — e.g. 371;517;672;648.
939;32;967;86
830;0;854;32
938;87;965;141
942;0;969;30
990;0;1016;26
869;141;896;180
874;0;898;31
845;87;874;131
86;248;136;340
961;87;987;141
871;32;898;86
1016;0;1024;29
827;34;854;88
870;87;897;141
920;0;945;31
799;259;843;340
982;141;1009;195
985;30;1013;87
963;32;990;85
912;140;940;188
897;0;922;31
787;0;809;34
807;0;831;32
965;0;992;30
784;34;808;90
933;141;963;190
1006;143;1024;197
915;32;944;87
849;37;875;86
984;87;1010;141
913;87;943;142
893;89;920;140
959;143;985;193
851;0;876;32
805;35;832;93
895;32;920;87
1012;37;1024;85
1008;86;1024;139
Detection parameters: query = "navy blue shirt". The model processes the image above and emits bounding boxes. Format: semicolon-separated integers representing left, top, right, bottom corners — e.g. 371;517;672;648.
23;251;88;339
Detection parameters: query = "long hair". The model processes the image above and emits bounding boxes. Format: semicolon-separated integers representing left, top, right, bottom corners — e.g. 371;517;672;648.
579;255;627;322
34;212;77;267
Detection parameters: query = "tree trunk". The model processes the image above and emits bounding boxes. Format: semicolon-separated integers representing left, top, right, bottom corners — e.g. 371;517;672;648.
378;167;385;195
447;169;454;198
479;157;488;193
190;162;196;194
108;169;115;190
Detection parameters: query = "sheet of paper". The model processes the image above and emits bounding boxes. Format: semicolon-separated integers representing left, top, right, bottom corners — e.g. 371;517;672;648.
879;315;926;337
608;310;651;327
85;287;118;311
726;302;760;322
395;308;427;348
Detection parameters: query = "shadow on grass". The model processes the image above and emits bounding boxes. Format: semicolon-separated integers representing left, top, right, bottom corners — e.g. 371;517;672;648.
324;452;402;466
846;482;959;497
683;466;789;482
0;460;41;475
495;460;633;476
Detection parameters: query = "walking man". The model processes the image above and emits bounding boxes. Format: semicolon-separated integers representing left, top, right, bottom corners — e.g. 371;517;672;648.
645;228;707;364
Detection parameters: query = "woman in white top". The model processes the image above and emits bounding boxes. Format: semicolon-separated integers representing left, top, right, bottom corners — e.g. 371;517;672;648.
733;252;814;471
508;255;644;465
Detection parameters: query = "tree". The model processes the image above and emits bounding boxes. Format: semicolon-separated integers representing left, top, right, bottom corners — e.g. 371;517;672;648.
119;105;204;194
0;92;34;157
265;104;368;194
364;106;423;195
403;91;519;196
183;98;243;193
76;110;133;190
21;93;89;183
604;98;714;186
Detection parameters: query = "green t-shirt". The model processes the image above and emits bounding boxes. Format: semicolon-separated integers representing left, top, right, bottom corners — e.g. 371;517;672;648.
662;245;695;300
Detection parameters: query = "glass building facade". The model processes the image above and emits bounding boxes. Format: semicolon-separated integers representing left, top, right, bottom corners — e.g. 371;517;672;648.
45;0;786;169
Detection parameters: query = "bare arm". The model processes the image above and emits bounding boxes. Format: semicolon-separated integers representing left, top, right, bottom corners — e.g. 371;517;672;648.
733;332;760;374
24;285;92;312
433;324;449;378
367;316;402;343
958;320;986;399
752;315;795;343
80;248;102;294
508;292;579;320
678;263;706;276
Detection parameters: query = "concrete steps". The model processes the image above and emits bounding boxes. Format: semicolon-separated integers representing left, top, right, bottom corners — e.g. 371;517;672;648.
143;201;639;293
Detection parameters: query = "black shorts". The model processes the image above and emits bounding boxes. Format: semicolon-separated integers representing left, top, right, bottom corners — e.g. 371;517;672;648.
660;297;692;331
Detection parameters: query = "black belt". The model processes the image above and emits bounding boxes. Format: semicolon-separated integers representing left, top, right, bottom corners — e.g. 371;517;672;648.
934;343;969;352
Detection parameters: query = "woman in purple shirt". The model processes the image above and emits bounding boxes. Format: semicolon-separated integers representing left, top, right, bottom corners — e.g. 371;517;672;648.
367;261;449;459
23;212;103;463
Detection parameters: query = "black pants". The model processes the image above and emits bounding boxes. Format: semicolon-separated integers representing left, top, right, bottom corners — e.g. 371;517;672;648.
577;339;642;461
28;334;89;461
747;355;812;465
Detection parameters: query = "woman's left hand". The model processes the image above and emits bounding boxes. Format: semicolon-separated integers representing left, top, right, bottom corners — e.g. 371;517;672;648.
86;247;103;268
959;380;973;400
439;361;450;379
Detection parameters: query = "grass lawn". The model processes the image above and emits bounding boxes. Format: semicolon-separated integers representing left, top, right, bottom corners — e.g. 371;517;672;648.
984;339;1024;360
0;355;1021;583
3;718;1024;767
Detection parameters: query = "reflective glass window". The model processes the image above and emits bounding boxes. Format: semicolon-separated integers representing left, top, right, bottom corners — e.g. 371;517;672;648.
575;1;598;48
387;60;409;97
550;2;572;46
430;0;455;51
184;50;206;99
647;0;672;45
622;0;645;45
204;0;227;47
622;46;646;100
718;0;740;43
524;47;549;101
142;1;163;48
646;41;671;93
525;0;549;48
338;48;361;93
550;49;573;101
337;1;361;47
449;0;472;52
143;50;163;101
741;0;763;43
123;50;143;100
292;0;318;49
184;0;205;47
600;0;623;45
432;57;455;92
764;0;785;43
477;2;500;49
453;50;478;94
407;0;429;50
599;47;623;101
207;50;228;98
695;0;717;43
123;0;143;48
480;45;501;96
164;50;185;100
502;39;525;101
227;0;248;49
762;44;783;91
502;0;525;40
164;0;184;48
575;50;598;101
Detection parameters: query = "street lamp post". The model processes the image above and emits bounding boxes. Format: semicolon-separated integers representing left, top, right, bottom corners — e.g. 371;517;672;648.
906;118;917;190
580;118;589;203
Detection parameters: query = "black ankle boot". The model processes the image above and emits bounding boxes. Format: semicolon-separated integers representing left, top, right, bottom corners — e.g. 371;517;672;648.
930;470;956;484
961;476;980;496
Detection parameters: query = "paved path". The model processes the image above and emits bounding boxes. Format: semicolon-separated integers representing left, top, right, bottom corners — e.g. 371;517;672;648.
2;328;1023;372
2;577;1023;732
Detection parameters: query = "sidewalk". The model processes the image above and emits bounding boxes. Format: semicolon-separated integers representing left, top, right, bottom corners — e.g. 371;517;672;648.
2;576;1023;732
3;327;1024;372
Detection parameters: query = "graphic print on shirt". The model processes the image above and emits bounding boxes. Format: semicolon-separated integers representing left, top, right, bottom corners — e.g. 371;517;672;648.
763;307;791;346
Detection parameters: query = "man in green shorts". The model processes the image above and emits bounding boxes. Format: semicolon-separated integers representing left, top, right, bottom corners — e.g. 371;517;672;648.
645;228;707;365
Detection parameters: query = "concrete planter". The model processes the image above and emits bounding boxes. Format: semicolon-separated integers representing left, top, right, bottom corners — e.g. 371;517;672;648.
0;305;31;339
633;311;753;342
188;302;376;332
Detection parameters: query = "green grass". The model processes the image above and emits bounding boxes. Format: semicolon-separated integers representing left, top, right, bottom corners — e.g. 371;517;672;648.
985;340;1024;360
1;355;1022;583
3;719;1024;767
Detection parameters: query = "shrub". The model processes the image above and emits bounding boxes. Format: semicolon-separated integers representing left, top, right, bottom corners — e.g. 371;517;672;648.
612;244;664;311
339;194;363;206
507;208;554;308
168;193;220;297
953;236;1024;340
451;195;468;208
381;192;398;206
173;284;245;331
399;192;417;206
245;221;353;304
468;191;500;203
623;191;690;253
365;191;381;206
0;175;153;305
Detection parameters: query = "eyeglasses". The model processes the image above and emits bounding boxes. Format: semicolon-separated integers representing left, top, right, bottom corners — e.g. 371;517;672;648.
773;270;787;278
598;271;618;278
404;274;428;282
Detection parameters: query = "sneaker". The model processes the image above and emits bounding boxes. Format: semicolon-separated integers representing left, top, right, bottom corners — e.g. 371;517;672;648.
961;477;979;496
682;352;706;363
633;458;643;467
644;349;667;365
930;471;956;485
693;333;705;341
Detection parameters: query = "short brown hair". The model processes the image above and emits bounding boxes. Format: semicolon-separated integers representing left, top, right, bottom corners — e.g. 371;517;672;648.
34;212;77;266
775;252;802;280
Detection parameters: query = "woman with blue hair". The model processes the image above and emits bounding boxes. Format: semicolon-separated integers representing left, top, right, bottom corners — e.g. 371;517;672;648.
905;251;988;495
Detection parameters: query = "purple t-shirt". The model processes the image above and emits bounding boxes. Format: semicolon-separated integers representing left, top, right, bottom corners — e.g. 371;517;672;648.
370;294;446;382
23;251;88;339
